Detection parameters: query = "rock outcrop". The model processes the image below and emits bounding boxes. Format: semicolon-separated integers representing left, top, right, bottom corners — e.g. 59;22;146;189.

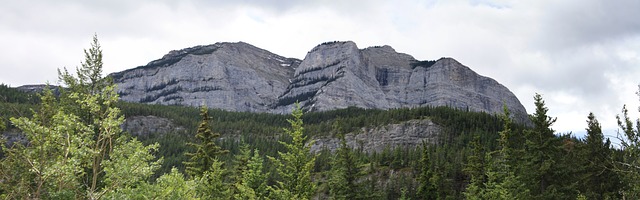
121;115;185;137
111;41;528;122
111;42;300;112
311;119;441;153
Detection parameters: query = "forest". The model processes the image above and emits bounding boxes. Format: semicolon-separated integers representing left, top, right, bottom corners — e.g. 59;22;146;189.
1;36;640;199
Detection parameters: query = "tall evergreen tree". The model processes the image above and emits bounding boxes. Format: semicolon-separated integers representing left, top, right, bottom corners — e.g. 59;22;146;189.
416;142;437;200
463;135;485;199
616;88;640;198
268;103;316;200
522;93;562;199
184;105;228;177
328;137;361;200
482;106;530;199
577;112;619;199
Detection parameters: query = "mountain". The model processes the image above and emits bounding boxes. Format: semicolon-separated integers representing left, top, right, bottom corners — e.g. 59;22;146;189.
110;41;528;122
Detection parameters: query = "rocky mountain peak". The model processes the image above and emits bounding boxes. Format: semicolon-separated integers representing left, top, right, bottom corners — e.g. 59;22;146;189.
110;41;529;123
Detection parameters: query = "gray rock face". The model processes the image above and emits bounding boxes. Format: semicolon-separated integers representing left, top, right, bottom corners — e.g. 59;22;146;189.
275;41;529;122
111;41;528;122
310;119;441;153
111;42;300;112
121;115;185;137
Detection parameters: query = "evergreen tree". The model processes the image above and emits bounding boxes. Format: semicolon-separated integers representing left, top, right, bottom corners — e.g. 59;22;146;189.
482;106;530;199
522;93;562;199
328;137;361;200
234;148;269;200
577;113;619;199
615;87;640;198
416;142;437;200
268;103;316;200
184;105;228;177
463;135;485;199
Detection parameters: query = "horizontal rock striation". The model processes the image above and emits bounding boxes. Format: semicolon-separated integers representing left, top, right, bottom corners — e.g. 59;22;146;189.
311;119;441;153
111;41;528;123
111;42;300;112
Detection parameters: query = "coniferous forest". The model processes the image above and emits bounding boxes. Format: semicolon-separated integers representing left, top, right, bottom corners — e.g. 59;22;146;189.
2;36;640;199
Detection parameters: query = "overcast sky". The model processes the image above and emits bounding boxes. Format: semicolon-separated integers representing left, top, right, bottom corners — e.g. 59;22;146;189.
1;0;639;140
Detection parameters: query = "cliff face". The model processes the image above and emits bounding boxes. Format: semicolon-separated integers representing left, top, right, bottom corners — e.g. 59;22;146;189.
311;119;441;153
111;42;300;112
111;41;528;122
273;41;528;122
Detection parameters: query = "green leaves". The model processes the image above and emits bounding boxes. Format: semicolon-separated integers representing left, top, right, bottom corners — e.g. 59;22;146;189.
268;103;316;200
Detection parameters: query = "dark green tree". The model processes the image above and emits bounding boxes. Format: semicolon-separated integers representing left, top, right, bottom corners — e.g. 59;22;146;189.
463;135;485;199
577;112;619;199
416;142;437;200
482;106;530;199
522;93;563;199
616;88;640;198
184;105;228;177
328;137;361;200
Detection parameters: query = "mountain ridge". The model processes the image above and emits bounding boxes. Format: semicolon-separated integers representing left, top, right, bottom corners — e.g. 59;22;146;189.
108;41;529;122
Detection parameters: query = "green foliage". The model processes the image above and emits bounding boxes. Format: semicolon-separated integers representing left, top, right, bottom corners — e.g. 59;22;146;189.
328;138;362;200
522;93;564;199
416;142;437;200
0;83;39;104
615;86;640;199
463;135;486;199
195;159;232;199
575;113;620;199
233;148;269;200
184;105;228;177
0;35;162;199
268;103;317;200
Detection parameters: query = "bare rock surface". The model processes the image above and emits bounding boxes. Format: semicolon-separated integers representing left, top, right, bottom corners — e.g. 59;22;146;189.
110;41;528;123
311;119;441;153
121;115;185;136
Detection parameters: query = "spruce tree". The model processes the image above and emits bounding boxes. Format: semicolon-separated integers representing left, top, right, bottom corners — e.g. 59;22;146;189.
184;105;228;177
574;113;614;198
328;137;360;200
268;103;316;200
616;88;640;198
234;148;269;200
416;142;437;200
463;135;485;199
522;93;561;199
482;105;530;199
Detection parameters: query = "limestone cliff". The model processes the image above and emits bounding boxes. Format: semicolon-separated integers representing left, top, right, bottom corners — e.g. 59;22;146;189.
111;42;300;112
311;119;441;153
111;41;528;122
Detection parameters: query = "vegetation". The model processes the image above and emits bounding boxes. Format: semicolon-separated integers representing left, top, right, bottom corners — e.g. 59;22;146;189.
2;35;640;199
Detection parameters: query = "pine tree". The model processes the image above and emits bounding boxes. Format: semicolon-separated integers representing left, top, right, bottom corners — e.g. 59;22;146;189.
522;93;561;199
576;113;619;199
234;148;269;200
616;88;640;198
482;105;530;199
463;135;485;199
184;105;228;177
416;142;437;200
328;137;360;200
268;103;316;200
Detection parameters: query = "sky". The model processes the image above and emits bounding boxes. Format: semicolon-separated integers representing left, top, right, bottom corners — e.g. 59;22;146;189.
1;0;639;142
